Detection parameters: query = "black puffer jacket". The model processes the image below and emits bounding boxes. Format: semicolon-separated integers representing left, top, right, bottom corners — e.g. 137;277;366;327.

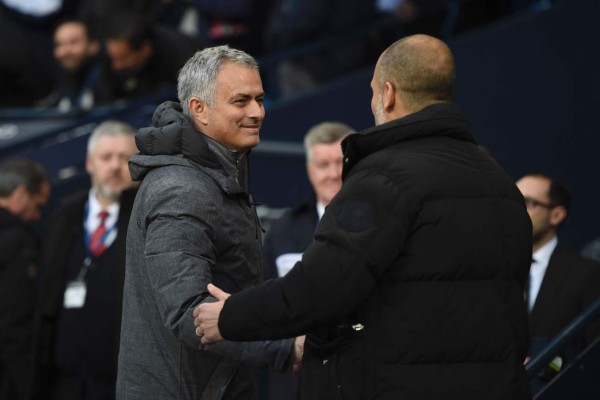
220;103;532;399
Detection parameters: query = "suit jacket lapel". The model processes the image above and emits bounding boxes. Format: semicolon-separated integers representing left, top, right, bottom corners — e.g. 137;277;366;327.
529;245;568;330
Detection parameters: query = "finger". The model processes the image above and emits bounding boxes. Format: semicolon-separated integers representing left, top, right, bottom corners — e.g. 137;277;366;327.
207;283;231;300
292;361;301;374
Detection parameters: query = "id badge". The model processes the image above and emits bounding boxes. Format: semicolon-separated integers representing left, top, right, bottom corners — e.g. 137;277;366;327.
63;281;87;308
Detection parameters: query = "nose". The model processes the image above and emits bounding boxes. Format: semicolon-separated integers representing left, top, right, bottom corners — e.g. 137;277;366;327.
330;160;343;178
108;156;125;171
324;164;341;181
248;99;264;120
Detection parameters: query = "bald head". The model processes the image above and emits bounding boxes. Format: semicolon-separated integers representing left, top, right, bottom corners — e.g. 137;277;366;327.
376;34;455;113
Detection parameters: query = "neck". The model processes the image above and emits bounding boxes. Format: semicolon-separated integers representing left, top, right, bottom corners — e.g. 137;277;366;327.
532;231;556;253
95;192;117;209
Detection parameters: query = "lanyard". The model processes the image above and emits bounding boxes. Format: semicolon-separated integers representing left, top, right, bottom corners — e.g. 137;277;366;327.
78;202;118;281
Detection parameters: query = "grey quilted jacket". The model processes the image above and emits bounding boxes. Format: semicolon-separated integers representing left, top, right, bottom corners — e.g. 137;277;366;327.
116;102;294;400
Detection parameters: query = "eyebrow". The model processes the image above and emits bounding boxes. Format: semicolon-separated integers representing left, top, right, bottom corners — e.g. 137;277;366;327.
233;92;265;100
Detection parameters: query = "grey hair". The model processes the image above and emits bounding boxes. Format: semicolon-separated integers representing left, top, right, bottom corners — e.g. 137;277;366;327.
0;157;49;197
87;120;136;155
177;45;259;115
304;122;354;162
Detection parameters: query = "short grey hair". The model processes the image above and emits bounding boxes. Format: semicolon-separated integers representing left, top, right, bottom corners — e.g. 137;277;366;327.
304;122;354;162
87;120;136;155
0;157;49;197
177;45;259;116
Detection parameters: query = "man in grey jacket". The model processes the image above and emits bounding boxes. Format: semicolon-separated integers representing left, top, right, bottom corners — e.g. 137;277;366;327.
116;45;302;400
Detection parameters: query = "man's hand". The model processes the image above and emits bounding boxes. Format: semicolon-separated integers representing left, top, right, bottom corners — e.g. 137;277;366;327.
291;335;305;374
193;283;230;344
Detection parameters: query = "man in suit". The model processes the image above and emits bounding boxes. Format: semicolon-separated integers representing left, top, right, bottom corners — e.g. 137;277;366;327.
33;120;138;400
0;158;50;400
263;121;354;280
516;173;600;359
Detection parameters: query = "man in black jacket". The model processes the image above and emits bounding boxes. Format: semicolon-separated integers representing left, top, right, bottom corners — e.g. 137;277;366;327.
33;120;138;400
262;121;353;399
195;34;533;399
0;158;50;400
96;15;207;105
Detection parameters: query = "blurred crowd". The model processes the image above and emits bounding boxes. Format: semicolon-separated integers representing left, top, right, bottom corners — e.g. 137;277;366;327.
0;0;520;110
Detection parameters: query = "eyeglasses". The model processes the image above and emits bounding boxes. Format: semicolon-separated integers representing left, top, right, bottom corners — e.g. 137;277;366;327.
523;197;555;209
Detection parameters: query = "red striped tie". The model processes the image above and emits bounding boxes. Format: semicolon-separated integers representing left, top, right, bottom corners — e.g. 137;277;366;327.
89;210;109;257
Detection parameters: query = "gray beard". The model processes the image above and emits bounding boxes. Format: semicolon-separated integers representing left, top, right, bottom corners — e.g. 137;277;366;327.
96;184;121;203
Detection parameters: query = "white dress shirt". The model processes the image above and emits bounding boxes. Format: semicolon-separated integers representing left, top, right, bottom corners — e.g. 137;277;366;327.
316;201;326;221
529;236;558;311
85;188;119;250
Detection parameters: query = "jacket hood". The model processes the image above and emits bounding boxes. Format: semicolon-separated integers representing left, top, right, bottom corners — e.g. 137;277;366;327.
130;101;222;181
342;102;475;177
129;154;191;182
129;102;248;196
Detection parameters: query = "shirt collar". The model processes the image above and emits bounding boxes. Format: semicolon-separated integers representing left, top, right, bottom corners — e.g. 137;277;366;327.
533;235;558;266
316;201;326;220
87;188;120;229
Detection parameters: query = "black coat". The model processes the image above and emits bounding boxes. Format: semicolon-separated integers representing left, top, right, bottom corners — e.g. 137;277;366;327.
0;208;38;399
261;196;318;399
262;194;318;280
219;103;533;399
530;244;600;348
33;188;136;388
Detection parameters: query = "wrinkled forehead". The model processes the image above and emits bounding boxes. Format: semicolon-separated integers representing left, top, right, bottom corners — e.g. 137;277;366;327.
215;63;263;96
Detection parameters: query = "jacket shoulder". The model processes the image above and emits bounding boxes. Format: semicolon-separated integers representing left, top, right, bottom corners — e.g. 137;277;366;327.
552;245;600;272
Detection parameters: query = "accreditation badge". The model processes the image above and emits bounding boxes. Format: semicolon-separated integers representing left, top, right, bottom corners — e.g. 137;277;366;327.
63;281;87;308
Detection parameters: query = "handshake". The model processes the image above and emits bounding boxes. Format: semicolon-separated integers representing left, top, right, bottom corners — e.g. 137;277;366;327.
193;283;305;373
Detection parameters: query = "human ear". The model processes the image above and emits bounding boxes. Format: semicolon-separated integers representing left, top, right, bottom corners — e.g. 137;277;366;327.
189;97;208;126
383;81;396;113
550;205;567;226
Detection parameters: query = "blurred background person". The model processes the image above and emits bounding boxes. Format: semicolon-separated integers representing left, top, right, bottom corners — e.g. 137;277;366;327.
264;0;377;97
516;173;600;367
33;121;138;400
38;18;102;112
95;14;207;105
0;158;51;400
263;121;354;279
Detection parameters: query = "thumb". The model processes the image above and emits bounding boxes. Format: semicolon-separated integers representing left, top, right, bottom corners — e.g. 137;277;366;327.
208;283;231;301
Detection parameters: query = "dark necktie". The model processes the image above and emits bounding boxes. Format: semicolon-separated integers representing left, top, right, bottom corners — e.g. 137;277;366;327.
89;210;109;257
525;258;536;312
